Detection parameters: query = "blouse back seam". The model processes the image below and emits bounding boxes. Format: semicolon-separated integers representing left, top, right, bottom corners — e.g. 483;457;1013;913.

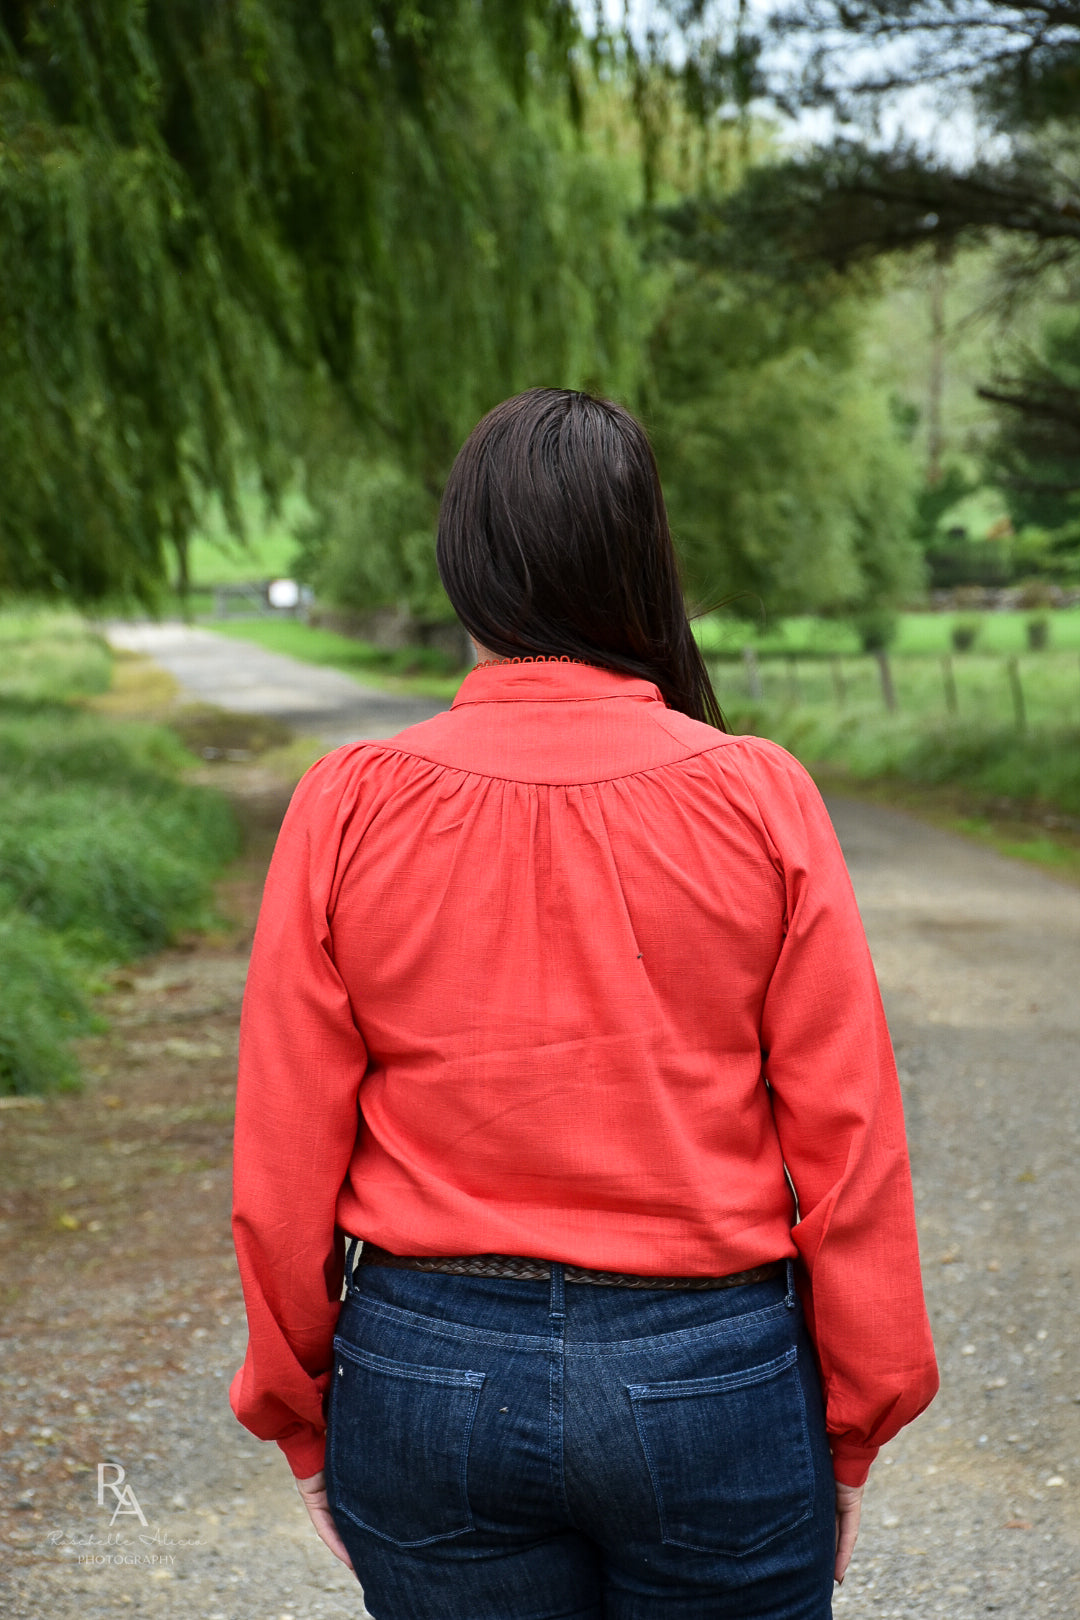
332;728;765;791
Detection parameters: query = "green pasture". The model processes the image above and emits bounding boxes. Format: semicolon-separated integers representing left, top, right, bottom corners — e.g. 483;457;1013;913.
184;482;307;587
694;607;1080;658
0;612;239;1094
709;647;1080;732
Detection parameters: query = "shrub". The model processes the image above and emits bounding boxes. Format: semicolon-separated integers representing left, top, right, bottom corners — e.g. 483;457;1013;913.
852;609;898;653
1015;581;1058;611
0;912;91;1094
0;610;241;1092
951;617;981;652
0;782;238;959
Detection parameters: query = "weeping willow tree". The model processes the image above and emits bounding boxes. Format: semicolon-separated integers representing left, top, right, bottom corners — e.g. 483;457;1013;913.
295;31;650;624
1;0;925;627
292;12;925;632
0;0;636;602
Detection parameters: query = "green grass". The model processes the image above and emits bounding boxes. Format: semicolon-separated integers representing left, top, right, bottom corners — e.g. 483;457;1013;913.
0;609;113;700
953;822;1078;870
721;695;1080;821
695;607;1080;658
0;780;236;959
0;912;93;1094
710;647;1080;731
184;480;309;586
0;609;240;1094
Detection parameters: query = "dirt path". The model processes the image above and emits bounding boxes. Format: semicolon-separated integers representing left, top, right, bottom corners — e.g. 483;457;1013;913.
824;800;1080;1617
2;632;1079;1618
105;623;447;749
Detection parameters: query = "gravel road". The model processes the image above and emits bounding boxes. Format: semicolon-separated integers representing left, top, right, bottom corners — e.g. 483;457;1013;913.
104;623;447;748
2;626;1078;1618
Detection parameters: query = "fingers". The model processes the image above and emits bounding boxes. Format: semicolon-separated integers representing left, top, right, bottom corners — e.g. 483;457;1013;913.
834;1482;864;1584
309;1503;355;1571
307;1499;355;1570
296;1478;355;1571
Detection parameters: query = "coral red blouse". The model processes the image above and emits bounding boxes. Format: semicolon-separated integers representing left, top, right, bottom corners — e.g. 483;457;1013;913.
229;659;938;1486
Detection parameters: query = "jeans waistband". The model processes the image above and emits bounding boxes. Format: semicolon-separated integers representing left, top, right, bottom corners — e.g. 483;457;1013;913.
346;1239;791;1295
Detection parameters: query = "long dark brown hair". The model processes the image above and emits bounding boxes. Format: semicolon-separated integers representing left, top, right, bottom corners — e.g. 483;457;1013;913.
436;388;725;728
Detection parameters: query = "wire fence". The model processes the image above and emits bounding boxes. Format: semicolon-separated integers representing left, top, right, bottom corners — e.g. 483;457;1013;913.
712;649;1080;733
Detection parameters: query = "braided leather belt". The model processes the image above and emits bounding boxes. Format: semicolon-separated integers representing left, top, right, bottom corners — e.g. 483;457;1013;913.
355;1243;786;1292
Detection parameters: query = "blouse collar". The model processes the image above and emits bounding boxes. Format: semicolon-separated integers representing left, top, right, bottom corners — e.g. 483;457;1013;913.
451;658;665;709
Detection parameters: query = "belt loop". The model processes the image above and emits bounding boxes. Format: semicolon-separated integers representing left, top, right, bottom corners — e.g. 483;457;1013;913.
784;1258;796;1309
549;1261;566;1324
343;1235;359;1297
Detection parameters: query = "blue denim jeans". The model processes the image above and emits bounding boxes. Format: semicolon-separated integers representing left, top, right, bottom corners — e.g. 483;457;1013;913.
325;1246;836;1619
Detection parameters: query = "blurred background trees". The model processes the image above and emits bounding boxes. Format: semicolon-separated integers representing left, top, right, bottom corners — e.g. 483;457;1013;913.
0;0;628;606
693;0;1080;587
644;263;922;630
2;0;1078;631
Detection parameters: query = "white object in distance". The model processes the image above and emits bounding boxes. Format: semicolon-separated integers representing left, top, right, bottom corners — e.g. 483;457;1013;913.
268;578;301;610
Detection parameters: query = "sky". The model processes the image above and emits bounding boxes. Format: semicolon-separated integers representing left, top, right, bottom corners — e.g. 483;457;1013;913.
579;0;996;166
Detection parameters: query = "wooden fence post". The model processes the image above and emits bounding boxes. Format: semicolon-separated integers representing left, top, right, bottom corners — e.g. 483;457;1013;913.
830;656;847;707
1006;656;1027;733
941;654;959;717
875;650;898;714
742;646;762;701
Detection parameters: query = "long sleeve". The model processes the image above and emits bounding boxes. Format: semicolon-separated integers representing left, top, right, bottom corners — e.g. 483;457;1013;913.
229;753;369;1479
734;740;939;1487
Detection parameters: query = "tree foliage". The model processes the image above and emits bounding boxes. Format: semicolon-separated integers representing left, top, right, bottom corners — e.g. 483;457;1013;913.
647;0;1080;513
297;59;650;622
672;142;1080;276
0;0;585;600
0;0;928;627
645;266;923;620
981;309;1080;504
981;306;1080;573
649;0;1080;278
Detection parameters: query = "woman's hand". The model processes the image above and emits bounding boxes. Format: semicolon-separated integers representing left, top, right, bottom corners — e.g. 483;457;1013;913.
834;1481;864;1583
295;1470;355;1571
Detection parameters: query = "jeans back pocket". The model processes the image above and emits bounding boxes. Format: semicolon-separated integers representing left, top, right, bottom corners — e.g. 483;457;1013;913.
626;1344;814;1557
328;1337;486;1548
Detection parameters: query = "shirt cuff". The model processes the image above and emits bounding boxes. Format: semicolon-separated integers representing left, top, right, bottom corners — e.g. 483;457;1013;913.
830;1439;879;1488
278;1425;328;1480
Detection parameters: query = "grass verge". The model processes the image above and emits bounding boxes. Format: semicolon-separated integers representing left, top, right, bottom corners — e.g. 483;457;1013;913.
809;769;1080;886
0;612;241;1094
723;701;1080;817
723;698;1080;882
